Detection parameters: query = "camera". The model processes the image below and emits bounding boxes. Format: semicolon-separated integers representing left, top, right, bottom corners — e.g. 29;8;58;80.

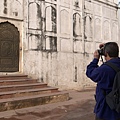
98;47;104;56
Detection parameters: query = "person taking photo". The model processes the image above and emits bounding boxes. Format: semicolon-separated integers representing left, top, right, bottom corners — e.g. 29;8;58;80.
86;42;120;120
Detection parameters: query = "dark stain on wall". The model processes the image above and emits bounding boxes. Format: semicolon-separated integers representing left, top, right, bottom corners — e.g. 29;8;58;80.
74;66;77;82
4;0;7;14
14;12;18;16
28;1;57;52
49;36;57;51
37;4;42;30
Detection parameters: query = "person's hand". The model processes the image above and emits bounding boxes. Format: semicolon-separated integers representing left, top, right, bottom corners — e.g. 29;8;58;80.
94;50;100;59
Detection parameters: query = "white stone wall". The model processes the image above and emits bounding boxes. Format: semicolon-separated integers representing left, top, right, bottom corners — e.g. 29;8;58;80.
23;0;85;90
0;0;23;20
84;0;119;87
0;0;24;75
23;0;120;90
0;0;119;90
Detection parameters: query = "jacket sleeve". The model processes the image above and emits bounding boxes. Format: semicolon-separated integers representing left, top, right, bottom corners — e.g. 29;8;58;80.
86;58;102;82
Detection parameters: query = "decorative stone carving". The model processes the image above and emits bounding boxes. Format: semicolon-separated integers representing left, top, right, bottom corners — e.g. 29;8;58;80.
74;0;79;7
10;0;23;18
0;0;23;18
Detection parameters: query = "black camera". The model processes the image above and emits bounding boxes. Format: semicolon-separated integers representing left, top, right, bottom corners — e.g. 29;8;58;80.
98;47;104;56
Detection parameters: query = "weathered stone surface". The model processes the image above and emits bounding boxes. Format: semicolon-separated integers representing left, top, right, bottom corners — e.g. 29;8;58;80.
0;0;119;90
0;92;69;112
0;75;69;112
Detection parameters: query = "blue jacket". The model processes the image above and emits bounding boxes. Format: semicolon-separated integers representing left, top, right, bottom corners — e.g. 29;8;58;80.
86;58;120;120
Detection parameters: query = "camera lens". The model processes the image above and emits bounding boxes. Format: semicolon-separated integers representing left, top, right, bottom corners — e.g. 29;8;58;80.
98;47;104;55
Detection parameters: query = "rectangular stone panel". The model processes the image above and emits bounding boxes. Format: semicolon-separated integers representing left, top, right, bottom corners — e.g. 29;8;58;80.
85;1;92;11
103;6;111;18
93;3;102;16
73;40;83;53
60;38;72;52
111;8;117;19
85;41;95;54
60;7;70;35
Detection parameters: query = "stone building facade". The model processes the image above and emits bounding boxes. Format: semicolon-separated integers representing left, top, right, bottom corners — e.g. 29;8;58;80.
0;0;119;90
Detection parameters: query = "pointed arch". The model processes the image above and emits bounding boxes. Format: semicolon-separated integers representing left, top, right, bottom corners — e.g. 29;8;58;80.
73;13;81;37
28;2;42;29
45;5;57;33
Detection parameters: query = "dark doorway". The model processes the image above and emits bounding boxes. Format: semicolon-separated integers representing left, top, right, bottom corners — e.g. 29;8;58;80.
0;22;19;72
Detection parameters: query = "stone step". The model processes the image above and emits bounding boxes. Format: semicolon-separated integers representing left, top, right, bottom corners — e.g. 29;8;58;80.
0;87;59;99
0;74;28;80
0;74;69;112
0;83;47;92
0;79;38;86
0;91;69;112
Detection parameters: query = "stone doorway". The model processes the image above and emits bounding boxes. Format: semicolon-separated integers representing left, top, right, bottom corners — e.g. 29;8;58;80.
0;22;19;72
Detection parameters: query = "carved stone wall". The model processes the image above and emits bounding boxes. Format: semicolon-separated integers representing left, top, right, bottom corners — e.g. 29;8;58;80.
0;0;23;19
23;0;85;89
0;0;23;74
84;0;119;86
0;0;119;90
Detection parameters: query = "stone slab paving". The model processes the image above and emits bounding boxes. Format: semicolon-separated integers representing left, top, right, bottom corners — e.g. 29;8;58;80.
0;88;95;120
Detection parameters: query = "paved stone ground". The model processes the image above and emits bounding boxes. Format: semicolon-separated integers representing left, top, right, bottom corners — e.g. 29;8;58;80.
0;88;96;120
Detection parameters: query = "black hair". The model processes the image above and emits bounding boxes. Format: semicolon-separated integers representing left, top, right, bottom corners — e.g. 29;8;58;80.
104;42;119;57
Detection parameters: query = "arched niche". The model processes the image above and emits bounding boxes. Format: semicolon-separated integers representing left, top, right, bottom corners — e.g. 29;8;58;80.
45;5;57;33
28;2;42;29
103;20;110;41
111;22;118;42
10;0;23;18
94;18;102;41
73;13;81;37
84;15;92;40
60;9;70;34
